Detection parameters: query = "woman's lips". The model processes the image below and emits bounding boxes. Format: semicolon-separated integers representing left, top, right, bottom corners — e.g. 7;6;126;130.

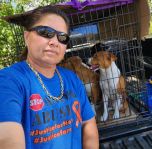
44;49;58;55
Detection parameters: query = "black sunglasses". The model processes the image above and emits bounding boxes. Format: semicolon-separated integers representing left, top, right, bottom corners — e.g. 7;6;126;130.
28;26;70;45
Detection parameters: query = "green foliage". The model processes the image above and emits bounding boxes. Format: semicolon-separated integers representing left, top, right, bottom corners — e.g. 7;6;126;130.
15;0;32;5
0;3;25;69
40;0;65;5
0;3;16;68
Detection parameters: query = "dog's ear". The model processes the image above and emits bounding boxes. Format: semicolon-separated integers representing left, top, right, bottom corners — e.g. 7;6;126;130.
110;53;117;61
74;56;82;68
75;56;82;64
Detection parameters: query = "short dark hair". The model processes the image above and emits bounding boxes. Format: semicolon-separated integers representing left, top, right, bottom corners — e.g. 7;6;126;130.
2;5;70;32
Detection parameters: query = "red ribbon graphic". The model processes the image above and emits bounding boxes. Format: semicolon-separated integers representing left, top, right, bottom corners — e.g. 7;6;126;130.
72;100;82;127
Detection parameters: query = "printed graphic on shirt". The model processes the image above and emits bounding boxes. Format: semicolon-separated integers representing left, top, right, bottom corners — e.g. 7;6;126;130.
31;119;73;144
30;94;44;111
72;100;82;127
30;91;82;144
31;104;71;126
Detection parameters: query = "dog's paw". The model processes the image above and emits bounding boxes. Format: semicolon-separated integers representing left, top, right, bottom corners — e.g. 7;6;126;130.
100;113;108;121
113;112;120;119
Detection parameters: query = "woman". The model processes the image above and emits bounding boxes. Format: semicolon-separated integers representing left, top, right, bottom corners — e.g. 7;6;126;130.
0;5;99;149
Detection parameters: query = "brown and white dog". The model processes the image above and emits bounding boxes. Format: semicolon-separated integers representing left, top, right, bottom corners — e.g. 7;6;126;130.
60;56;102;114
90;51;128;121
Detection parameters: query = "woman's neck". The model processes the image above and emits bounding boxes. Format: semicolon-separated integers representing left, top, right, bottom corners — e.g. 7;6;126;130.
26;58;56;78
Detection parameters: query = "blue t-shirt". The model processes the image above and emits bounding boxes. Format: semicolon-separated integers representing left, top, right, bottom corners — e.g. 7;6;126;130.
0;61;94;149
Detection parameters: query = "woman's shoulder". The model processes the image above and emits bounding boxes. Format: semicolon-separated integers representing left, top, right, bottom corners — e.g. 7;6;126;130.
0;61;29;82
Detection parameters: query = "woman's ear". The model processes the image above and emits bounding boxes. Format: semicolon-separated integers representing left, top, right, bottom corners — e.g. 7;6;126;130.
24;31;30;46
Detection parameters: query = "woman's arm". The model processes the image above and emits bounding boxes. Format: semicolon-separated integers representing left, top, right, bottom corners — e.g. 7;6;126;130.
82;117;99;149
0;122;25;149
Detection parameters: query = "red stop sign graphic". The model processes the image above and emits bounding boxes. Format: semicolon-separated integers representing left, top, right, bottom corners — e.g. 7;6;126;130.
30;94;44;111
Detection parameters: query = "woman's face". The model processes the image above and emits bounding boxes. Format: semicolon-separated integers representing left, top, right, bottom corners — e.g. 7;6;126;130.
24;14;68;67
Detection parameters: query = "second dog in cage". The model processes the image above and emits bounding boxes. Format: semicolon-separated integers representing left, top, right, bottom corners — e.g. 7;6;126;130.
60;56;103;114
90;51;128;121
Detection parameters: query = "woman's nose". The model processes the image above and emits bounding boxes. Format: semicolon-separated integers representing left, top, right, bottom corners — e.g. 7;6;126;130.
48;35;59;46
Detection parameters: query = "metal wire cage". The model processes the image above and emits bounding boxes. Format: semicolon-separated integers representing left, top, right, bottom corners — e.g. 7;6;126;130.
59;0;146;114
56;0;151;145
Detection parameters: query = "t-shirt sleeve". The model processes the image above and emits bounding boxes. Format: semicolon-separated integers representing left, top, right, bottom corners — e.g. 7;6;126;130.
76;76;95;121
0;70;24;123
